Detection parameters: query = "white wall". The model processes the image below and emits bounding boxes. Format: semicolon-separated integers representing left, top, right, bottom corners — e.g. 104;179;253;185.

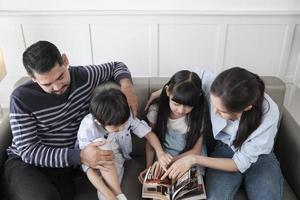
1;0;300;11
0;2;300;108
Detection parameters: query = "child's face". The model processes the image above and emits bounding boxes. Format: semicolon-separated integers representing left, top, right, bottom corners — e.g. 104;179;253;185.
168;95;193;119
104;123;126;133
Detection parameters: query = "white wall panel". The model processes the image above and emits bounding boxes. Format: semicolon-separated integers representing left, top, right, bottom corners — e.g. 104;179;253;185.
91;24;152;77
22;24;92;66
286;25;300;83
224;24;286;76
0;12;300;108
159;24;219;76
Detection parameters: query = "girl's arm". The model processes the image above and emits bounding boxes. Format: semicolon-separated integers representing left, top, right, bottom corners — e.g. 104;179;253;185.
138;141;156;183
86;168;117;200
161;154;238;180
145;141;155;168
144;131;173;170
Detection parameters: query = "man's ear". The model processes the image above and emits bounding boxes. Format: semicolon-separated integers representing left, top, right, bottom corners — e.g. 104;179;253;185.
61;53;69;66
244;105;253;111
31;77;37;83
165;85;170;97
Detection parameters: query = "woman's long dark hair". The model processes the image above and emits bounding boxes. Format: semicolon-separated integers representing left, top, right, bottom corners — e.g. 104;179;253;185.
210;67;267;148
154;70;212;153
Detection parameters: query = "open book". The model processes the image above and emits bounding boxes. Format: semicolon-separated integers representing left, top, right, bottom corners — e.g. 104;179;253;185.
142;166;206;200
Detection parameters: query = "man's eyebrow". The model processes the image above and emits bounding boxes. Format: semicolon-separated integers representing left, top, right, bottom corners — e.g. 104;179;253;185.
41;71;64;86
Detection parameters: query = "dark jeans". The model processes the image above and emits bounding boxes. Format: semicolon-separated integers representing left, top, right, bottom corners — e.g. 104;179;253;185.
2;156;89;200
205;142;283;200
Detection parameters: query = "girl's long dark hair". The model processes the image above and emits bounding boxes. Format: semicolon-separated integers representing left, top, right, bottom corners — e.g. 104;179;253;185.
154;70;212;153
210;67;267;148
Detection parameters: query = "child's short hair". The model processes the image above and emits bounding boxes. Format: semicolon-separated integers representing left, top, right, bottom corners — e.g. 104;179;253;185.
90;88;130;126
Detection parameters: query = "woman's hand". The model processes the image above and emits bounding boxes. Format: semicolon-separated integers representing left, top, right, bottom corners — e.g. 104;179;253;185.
160;154;197;180
144;88;162;110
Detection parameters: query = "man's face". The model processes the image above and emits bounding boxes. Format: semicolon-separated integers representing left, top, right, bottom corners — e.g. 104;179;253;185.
32;63;71;95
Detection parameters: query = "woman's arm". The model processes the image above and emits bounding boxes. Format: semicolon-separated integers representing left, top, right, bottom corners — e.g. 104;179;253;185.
172;136;203;162
161;154;238;180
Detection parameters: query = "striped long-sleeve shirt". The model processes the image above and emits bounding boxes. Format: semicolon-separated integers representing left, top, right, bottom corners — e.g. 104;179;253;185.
8;62;131;168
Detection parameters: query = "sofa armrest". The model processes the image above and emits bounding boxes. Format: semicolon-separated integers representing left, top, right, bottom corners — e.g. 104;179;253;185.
275;107;300;199
0;112;11;167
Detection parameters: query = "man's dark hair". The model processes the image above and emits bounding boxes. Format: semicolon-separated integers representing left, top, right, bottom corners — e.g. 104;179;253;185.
22;41;63;77
90;88;130;126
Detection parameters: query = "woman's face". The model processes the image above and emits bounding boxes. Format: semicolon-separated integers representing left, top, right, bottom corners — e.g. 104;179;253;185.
210;94;242;121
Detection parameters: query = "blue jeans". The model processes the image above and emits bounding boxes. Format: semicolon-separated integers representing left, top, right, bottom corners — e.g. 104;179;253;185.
205;142;283;200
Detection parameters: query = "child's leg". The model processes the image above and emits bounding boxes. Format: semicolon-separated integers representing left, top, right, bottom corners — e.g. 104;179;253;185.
100;163;123;195
86;168;116;200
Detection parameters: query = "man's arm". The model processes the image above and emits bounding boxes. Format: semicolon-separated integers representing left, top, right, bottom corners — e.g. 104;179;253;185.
91;62;138;116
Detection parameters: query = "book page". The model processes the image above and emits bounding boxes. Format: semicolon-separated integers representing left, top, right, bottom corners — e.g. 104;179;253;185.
142;166;172;200
172;167;207;200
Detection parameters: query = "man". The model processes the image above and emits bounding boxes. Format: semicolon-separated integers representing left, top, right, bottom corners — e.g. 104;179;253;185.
2;41;138;200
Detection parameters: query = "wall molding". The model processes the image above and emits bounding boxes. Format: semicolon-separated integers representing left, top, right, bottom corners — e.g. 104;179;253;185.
1;10;300;16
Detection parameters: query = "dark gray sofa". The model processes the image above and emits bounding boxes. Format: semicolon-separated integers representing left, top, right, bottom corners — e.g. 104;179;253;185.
0;76;300;200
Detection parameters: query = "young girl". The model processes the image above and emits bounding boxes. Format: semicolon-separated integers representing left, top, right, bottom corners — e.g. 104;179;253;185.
139;70;211;182
160;67;283;199
77;88;172;200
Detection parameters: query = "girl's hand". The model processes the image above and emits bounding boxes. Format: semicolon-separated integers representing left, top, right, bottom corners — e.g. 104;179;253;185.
160;154;197;180
138;167;150;184
157;152;173;171
144;89;162;110
152;161;165;178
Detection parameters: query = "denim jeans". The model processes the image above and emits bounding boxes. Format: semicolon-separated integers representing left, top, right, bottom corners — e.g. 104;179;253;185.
205;142;283;200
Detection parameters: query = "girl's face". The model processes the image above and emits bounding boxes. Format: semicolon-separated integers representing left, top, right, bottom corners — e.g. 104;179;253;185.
168;95;193;119
210;94;242;121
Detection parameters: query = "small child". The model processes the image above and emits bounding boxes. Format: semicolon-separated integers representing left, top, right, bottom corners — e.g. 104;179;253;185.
77;88;172;200
139;70;211;182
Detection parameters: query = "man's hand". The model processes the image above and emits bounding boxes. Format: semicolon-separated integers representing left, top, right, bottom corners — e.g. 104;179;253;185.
119;78;138;116
144;89;162;110
80;141;114;170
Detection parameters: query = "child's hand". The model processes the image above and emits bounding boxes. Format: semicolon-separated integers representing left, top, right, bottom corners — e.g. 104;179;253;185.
157;151;173;171
152;161;165;178
138;167;150;184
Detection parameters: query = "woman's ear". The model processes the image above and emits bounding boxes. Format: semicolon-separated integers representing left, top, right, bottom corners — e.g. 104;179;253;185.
165;85;170;97
244;105;253;112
